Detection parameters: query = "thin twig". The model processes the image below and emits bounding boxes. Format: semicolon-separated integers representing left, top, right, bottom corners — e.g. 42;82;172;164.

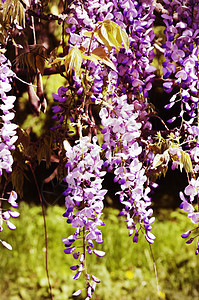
31;16;36;45
28;162;54;300
149;244;160;296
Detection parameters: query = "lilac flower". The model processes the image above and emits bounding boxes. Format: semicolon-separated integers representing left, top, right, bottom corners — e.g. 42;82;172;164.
62;135;107;292
0;53;19;249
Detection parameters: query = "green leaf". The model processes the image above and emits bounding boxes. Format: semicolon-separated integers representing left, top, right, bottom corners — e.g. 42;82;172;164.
95;20;129;54
81;53;99;64
180;151;194;173
65;45;82;75
11;168;24;198
152;153;165;169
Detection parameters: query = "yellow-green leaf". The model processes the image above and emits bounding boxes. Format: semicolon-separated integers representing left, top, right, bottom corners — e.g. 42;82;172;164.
181;151;194;173
3;0;25;27
81;53;99;64
65;45;82;75
36;55;45;75
51;56;66;65
83;31;93;38
152;153;165;169
95;20;129;54
118;26;129;52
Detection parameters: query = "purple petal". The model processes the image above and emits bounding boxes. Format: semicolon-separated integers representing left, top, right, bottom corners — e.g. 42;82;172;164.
186;238;194;244
72;289;83;296
8;210;20;218
87;246;93;255
6;220;16;230
164;102;175;109
73;252;80;259
73;271;81;280
91;275;101;283
133;234;138;243
93;249;105;257
167;117;176;123
181;230;191;238
70;265;79;271
64;246;76;254
145;235;155;244
1;240;12;250
87;286;92;298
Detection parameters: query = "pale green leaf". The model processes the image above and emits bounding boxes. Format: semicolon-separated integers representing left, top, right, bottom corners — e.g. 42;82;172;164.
152;153;165;169
95;20;129;54
65;45;82;75
81;53;99;64
181;151;194;173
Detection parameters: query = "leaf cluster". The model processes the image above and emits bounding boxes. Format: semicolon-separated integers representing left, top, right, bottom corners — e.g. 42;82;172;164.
148;132;193;181
10;128;54;197
95;19;129;54
2;0;26;28
51;19;129;75
0;6;9;44
14;44;48;75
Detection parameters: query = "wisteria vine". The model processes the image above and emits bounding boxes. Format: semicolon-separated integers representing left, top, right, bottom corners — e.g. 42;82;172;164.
1;0;199;298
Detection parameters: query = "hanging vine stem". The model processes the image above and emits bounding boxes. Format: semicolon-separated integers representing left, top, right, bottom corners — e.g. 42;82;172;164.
62;0;67;55
0;178;9;216
27;161;54;300
149;244;160;297
31;16;36;45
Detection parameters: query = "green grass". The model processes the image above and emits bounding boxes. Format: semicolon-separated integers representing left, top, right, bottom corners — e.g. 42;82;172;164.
0;203;199;300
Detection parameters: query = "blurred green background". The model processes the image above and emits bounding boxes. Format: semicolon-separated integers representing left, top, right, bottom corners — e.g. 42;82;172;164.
0;203;199;300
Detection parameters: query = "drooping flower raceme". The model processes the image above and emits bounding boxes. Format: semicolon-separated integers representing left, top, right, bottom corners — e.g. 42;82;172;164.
161;1;199;251
99;94;155;244
0;53;19;250
52;1;157;296
62;137;107;298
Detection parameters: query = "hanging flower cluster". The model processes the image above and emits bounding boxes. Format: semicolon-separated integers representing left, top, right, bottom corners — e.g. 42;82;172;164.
162;0;199;120
0;52;19;250
51;0;158;296
48;0;199;297
62;137;107;298
161;0;199;249
99;94;155;244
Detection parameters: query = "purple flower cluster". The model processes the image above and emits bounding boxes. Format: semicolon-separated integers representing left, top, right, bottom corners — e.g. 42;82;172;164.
51;1;158;295
115;0;156;99
162;0;199;120
62;136;107;297
0;54;18;175
99;94;155;244
64;0;156;107
161;1;199;252
0;53;19;250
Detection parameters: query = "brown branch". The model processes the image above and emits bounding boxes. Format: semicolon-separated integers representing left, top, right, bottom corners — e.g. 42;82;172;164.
26;9;69;24
27;162;54;300
15;66;178;89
